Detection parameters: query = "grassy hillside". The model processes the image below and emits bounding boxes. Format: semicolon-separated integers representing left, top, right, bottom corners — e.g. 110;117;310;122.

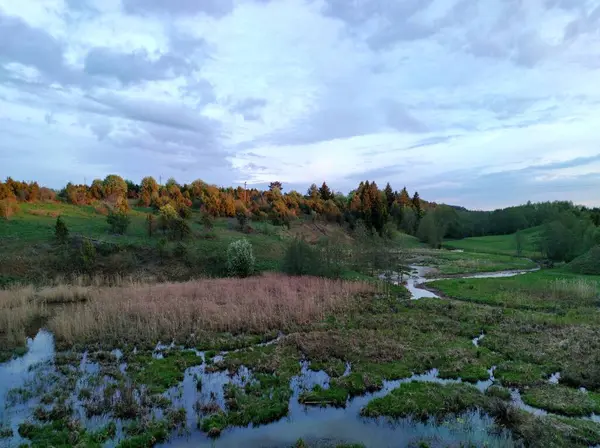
566;246;600;275
0;201;423;284
444;226;543;258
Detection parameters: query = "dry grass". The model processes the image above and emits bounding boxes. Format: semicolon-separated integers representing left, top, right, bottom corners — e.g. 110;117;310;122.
48;273;375;348
0;286;46;347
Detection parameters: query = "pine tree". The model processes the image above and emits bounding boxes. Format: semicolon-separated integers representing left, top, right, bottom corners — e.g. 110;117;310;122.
384;183;394;209
412;192;423;218
319;182;332;201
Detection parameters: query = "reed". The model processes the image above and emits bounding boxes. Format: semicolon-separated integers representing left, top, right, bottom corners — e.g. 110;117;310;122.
48;273;375;348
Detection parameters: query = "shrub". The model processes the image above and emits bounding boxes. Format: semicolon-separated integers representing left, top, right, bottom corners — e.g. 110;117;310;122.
236;211;249;230
55;216;69;243
146;214;155;238
79;240;97;272
282;238;320;276
0;200;19;220
227;239;255;277
200;212;214;231
178;206;192;220
107;211;130;235
169;218;192;241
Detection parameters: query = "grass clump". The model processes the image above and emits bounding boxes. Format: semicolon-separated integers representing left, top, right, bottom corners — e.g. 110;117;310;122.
360;382;485;420
128;350;203;394
198;373;293;437
485;385;511;401
494;361;547;389
309;358;347;377
118;419;170;448
299;384;348;407
521;384;600;416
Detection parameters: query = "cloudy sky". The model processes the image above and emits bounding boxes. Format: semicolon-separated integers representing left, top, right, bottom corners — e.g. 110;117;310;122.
1;0;600;209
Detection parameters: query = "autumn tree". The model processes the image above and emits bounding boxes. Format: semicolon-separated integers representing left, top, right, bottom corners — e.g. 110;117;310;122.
307;183;319;199
90;179;104;200
103;175;127;202
398;187;411;208
139;176;159;206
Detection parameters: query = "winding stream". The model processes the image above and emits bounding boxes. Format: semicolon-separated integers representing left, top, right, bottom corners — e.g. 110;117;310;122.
402;265;540;300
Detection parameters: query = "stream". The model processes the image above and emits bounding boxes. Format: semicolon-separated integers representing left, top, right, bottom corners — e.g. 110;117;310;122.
401;265;540;300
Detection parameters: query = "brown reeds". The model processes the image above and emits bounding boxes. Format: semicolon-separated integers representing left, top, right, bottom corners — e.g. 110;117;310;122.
48;274;375;348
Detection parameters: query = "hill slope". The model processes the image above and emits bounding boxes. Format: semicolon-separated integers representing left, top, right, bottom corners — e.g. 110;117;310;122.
444;226;542;258
566;246;600;275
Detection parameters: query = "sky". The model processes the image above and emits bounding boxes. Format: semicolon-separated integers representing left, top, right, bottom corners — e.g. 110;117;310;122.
1;0;600;210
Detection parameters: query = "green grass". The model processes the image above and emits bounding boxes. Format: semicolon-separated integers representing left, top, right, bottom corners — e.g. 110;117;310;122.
485;385;511;401
298;384;349;407
521;385;600;416
128;350;203;394
494;361;549;389
428;269;600;311
567;246;600;275
411;249;538;276
360;382;486;420
444;226;543;258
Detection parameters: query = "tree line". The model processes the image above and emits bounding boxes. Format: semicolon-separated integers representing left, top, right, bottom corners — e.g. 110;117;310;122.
0;175;431;236
2;174;599;263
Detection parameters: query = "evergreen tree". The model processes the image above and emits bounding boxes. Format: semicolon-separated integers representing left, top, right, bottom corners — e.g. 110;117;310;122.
384;183;394;209
55;216;69;243
319;182;332;201
412;191;423;217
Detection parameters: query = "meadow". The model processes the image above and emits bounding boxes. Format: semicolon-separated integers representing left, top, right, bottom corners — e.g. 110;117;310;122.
1;202;600;447
444;226;543;258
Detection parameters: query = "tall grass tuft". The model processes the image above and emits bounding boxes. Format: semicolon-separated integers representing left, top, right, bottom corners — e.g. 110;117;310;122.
550;278;599;301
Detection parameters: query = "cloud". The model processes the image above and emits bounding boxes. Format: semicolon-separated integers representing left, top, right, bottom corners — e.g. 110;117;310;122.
84;47;192;85
121;0;235;18
229;97;267;121
2;0;600;208
0;11;77;85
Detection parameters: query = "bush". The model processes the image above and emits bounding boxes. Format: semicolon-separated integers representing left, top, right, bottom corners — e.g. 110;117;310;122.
227;239;255;277
0;200;19;220
200;212;214;231
282;238;320;276
169;218;192;241
178;206;192;220
55;216;69;243
566;246;600;275
107;211;130;234
79;239;97;272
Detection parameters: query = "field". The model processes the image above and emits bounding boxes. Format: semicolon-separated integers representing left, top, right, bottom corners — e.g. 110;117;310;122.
1;202;600;447
444;226;543;258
